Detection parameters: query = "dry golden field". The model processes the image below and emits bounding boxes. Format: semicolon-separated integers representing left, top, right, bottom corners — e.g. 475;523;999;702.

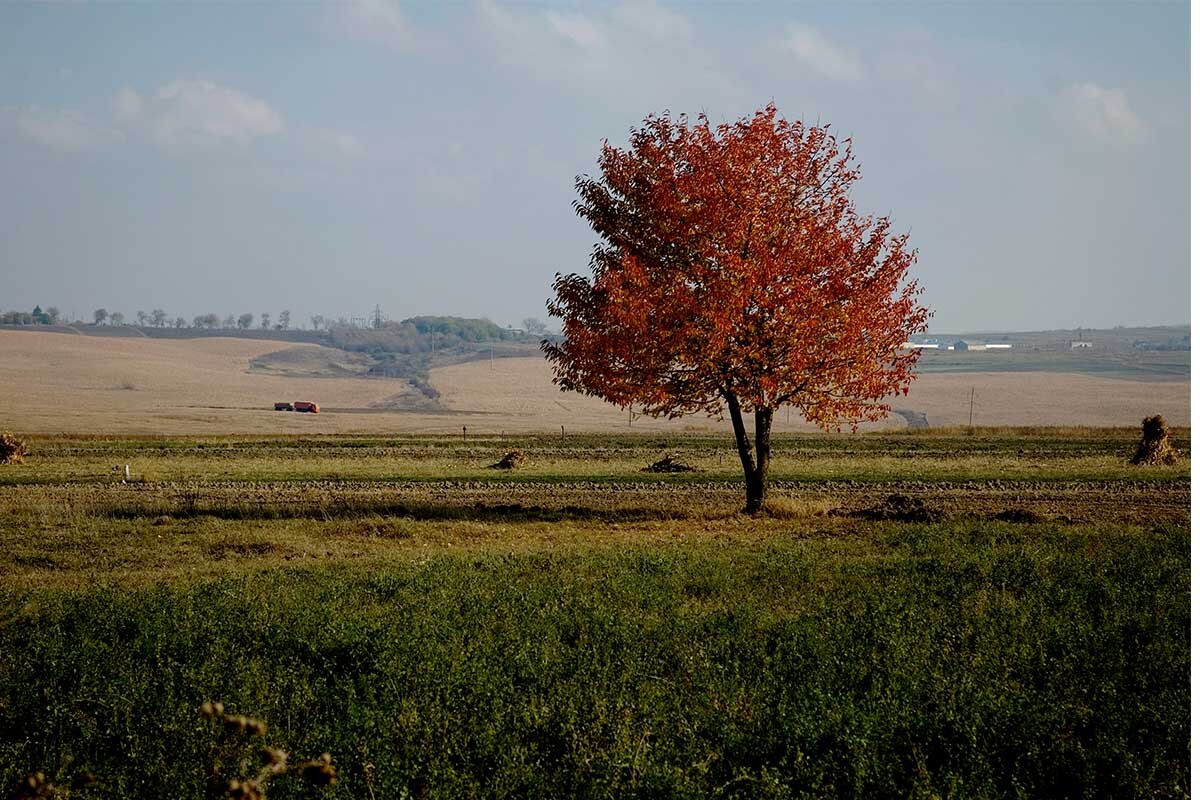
434;356;1190;430
0;330;1189;434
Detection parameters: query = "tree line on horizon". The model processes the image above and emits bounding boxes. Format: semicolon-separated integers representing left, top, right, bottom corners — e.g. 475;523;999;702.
0;305;550;341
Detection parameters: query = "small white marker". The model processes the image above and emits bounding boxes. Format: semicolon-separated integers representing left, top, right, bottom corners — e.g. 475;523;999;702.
124;464;130;483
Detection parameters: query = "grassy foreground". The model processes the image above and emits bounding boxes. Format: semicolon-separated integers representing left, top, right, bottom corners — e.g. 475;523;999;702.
0;430;1189;798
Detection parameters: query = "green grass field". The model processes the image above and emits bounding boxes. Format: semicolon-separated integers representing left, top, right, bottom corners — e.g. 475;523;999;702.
0;429;1189;798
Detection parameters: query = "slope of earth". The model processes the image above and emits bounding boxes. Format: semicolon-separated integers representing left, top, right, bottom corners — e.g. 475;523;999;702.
0;331;424;434
248;346;376;378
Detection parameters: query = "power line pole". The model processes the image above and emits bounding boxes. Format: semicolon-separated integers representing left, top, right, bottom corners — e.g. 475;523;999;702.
968;387;975;429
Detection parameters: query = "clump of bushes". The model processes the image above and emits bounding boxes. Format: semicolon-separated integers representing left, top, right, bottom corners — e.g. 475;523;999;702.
0;431;27;464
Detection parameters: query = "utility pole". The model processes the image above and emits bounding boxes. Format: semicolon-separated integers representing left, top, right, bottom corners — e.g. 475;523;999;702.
968;387;975;429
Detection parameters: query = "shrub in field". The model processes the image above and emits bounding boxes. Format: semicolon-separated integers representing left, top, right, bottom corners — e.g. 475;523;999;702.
1131;414;1179;465
0;431;27;464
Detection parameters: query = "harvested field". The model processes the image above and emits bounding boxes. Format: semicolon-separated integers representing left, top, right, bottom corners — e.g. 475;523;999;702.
0;332;1189;435
433;357;1191;429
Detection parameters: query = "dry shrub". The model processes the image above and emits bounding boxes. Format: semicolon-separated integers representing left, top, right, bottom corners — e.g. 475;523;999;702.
199;701;336;799
641;454;700;473
1130;415;1179;465
0;431;28;464
489;451;526;470
14;703;341;799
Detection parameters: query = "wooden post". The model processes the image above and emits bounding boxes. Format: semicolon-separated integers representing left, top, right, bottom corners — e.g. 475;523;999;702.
561;424;565;441
968;387;975;429
462;426;467;443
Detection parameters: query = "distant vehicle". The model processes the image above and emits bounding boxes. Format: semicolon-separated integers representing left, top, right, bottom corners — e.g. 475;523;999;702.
293;401;320;413
274;402;294;411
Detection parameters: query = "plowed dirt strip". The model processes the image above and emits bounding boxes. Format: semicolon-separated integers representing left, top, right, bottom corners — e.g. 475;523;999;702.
5;479;1188;525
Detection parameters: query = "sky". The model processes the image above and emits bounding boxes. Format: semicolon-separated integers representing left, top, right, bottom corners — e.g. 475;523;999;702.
0;0;1189;333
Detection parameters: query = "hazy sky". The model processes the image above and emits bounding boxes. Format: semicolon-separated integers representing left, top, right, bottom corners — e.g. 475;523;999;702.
0;1;1189;332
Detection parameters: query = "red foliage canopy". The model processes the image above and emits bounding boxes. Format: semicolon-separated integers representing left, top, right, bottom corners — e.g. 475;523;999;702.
545;104;929;431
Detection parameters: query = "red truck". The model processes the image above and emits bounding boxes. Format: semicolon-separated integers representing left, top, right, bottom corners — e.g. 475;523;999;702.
292;401;320;413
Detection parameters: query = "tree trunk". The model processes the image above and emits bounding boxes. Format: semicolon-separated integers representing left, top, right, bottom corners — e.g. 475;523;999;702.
754;406;772;512
725;394;772;514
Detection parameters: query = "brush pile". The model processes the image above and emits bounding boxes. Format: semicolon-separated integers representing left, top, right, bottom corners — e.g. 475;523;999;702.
1130;415;1178;465
641;454;699;473
489;451;526;470
0;431;27;464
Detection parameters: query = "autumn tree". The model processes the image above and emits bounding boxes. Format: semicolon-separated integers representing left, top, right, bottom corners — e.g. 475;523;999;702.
545;105;929;513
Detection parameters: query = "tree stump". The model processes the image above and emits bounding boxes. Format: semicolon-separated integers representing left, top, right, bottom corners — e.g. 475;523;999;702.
1130;415;1178;465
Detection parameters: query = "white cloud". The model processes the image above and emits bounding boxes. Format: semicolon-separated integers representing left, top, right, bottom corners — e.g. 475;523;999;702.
783;23;864;82
334;0;413;50
475;1;612;77
877;28;952;99
112;85;142;121
116;80;284;151
545;10;606;50
1061;82;1146;143
302;127;367;159
6;106;122;151
614;1;690;40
